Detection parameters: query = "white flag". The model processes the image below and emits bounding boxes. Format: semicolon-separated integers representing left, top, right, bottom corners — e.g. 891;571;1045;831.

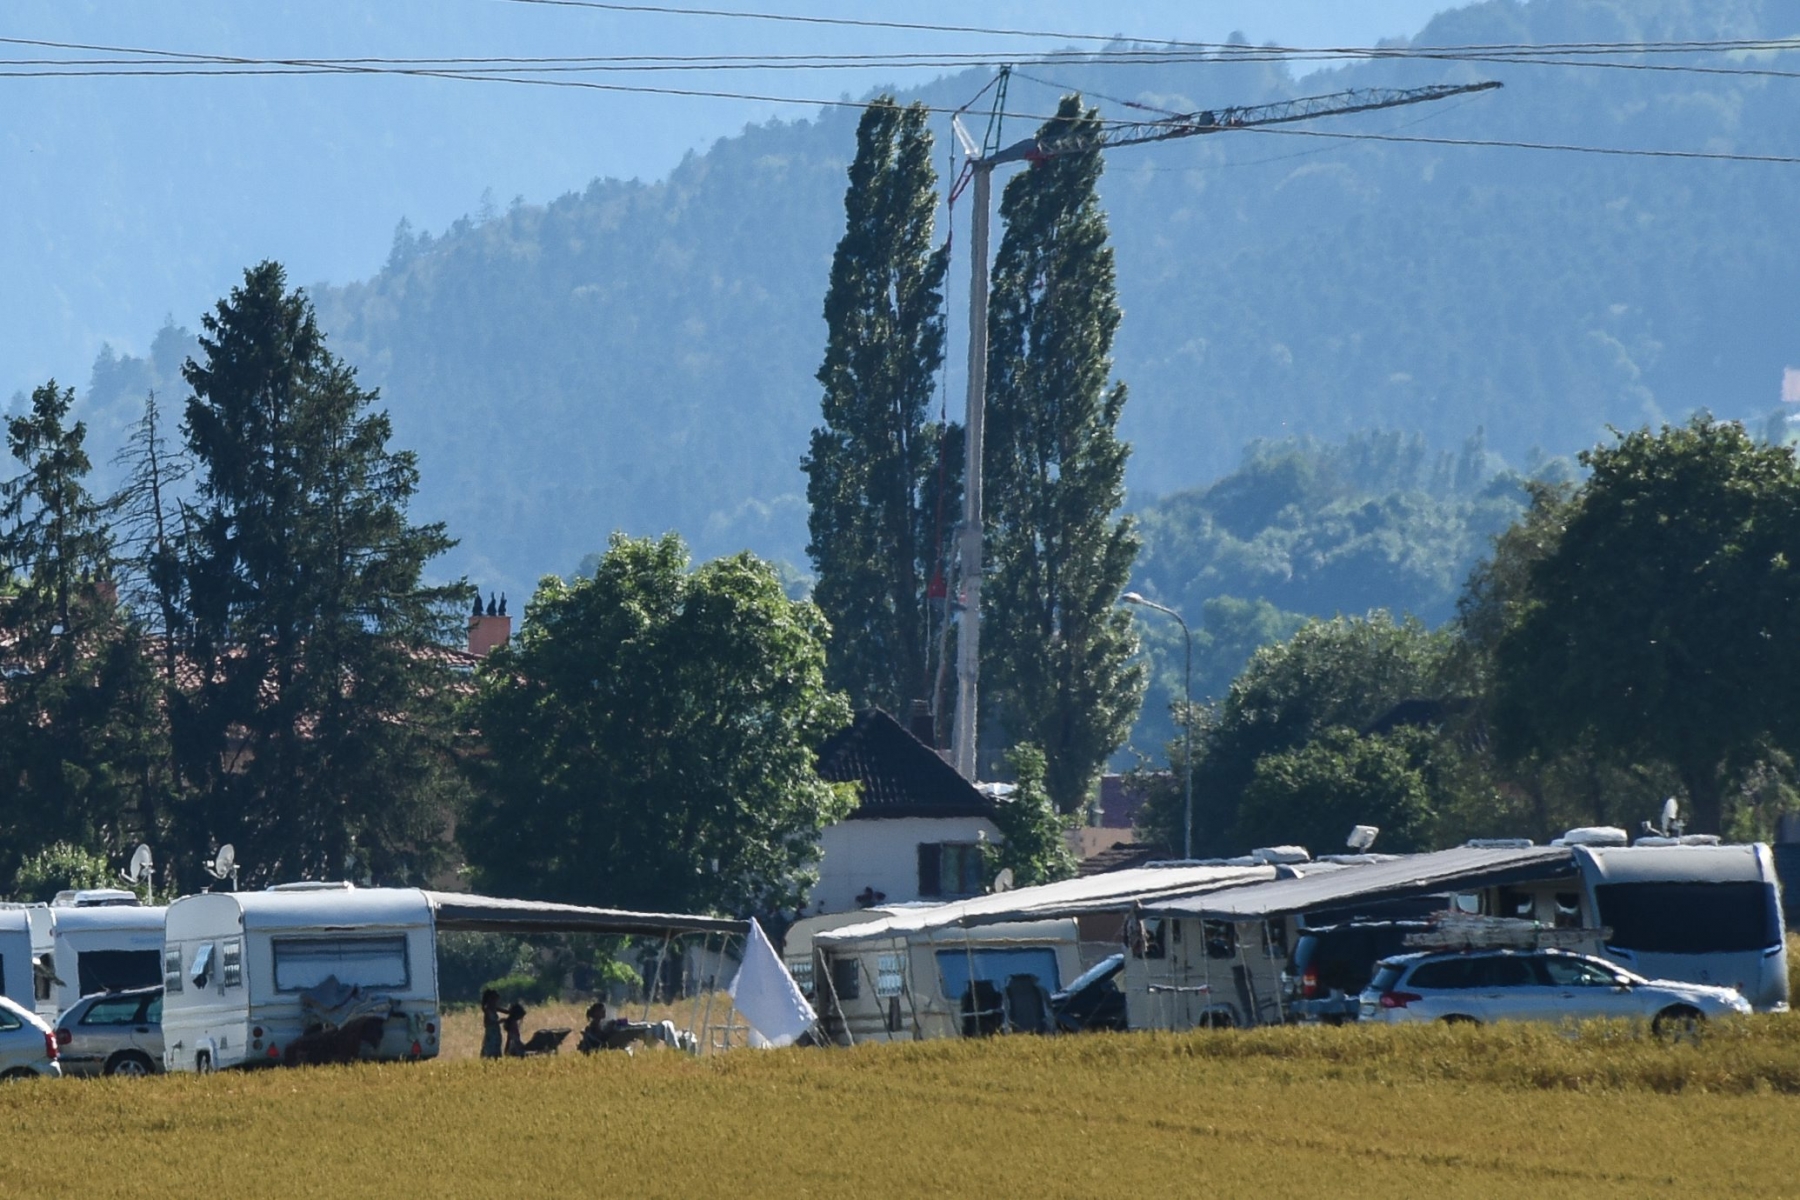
728;918;816;1049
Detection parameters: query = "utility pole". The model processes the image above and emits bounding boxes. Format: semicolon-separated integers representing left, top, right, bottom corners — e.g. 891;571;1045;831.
946;77;1501;783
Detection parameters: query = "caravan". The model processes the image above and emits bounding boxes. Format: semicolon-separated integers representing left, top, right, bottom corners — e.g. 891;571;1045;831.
0;909;45;1015
161;885;439;1072
47;899;167;1017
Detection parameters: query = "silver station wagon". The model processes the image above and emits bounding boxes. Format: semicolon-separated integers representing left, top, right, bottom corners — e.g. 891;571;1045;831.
55;986;164;1077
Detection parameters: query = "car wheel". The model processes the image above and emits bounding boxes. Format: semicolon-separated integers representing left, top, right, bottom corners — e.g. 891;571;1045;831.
1440;1014;1480;1026
0;1067;37;1081
104;1051;157;1078
1652;1005;1705;1042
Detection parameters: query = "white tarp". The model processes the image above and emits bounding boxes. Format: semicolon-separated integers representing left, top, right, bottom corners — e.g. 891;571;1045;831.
814;864;1284;948
728;918;815;1048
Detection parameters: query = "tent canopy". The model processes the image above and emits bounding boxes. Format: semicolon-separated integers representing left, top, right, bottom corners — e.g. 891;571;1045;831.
814;864;1285;948
1141;845;1575;921
423;892;747;937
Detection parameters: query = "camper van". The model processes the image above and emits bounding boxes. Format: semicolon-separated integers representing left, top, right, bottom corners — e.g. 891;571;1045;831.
47;901;167;1017
161;885;439;1072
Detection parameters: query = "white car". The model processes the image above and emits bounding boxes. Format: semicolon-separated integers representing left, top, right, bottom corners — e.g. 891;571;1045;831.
0;994;62;1080
1358;948;1751;1033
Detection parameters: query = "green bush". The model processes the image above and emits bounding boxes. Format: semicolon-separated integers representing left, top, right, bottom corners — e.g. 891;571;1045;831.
12;842;115;903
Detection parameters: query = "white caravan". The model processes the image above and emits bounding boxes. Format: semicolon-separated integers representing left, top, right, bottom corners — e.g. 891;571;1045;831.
0;909;41;1014
162;885;439;1072
47;900;167;1016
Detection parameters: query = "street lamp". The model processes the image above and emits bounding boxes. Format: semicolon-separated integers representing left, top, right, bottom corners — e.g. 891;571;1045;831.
1121;592;1193;860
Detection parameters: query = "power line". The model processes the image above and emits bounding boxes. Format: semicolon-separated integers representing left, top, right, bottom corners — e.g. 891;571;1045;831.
1239;124;1800;165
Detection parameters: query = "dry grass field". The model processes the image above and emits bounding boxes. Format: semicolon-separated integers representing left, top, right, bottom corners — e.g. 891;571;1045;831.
3;1016;1798;1199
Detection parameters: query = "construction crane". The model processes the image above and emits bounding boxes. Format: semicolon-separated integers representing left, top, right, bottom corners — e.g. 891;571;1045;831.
946;76;1503;783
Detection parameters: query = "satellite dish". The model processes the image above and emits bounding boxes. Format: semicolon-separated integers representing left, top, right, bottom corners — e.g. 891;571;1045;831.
119;844;154;904
205;844;240;891
1660;797;1680;836
992;867;1015;893
1346;825;1380;852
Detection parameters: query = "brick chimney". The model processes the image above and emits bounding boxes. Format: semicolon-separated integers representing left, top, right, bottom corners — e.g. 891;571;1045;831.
468;589;512;657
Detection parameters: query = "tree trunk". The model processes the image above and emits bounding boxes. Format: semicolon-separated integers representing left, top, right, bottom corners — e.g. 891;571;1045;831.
1679;761;1725;835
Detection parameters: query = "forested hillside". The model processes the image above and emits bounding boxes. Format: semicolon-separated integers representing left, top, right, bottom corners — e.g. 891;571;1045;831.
74;0;1800;603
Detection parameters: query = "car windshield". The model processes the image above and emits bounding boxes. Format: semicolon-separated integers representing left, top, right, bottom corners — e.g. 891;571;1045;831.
1061;953;1124;996
1368;962;1404;992
1540;956;1620;987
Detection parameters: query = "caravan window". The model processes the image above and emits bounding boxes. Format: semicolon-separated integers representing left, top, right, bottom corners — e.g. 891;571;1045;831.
162;946;183;994
78;950;162;997
221;939;243;988
875;953;906;999
934;948;1061;1000
1596;882;1781;954
273;936;410;992
35;955;55;1003
787;958;814;1000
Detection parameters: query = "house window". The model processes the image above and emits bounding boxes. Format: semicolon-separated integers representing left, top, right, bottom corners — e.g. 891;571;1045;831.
875;952;906;999
918;842;984;898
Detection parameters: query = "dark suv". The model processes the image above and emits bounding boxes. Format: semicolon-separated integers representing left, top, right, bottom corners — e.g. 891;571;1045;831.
1284;921;1432;1022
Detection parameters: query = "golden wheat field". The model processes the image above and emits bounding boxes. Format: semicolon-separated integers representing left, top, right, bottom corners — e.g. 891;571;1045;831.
4;1017;1800;1199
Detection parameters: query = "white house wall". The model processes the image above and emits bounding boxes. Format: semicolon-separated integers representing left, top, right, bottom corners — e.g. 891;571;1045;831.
811;816;1000;916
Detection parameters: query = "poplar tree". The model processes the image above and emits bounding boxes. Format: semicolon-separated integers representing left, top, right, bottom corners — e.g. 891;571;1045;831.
803;97;961;721
982;95;1144;813
175;261;465;885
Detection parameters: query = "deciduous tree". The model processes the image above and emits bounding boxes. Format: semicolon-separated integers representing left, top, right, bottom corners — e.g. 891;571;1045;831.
464;534;853;916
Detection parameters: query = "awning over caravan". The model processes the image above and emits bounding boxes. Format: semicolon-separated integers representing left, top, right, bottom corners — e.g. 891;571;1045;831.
1142;845;1576;921
423;892;747;938
814;864;1282;948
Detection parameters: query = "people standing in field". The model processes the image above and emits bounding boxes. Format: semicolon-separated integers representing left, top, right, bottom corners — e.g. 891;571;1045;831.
480;989;504;1059
503;1001;529;1057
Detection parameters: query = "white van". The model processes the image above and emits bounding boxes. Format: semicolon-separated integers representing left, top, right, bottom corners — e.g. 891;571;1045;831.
161;885;439;1072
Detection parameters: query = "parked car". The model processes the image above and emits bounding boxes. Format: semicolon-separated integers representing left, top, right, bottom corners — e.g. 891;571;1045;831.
55;986;163;1077
0;994;61;1080
1052;953;1127;1033
1358;948;1751;1032
1283;921;1432;1022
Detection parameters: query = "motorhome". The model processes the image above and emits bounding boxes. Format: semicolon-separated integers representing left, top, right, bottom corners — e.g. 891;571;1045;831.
161;885;440;1072
1129;837;1790;1030
47;899;167;1017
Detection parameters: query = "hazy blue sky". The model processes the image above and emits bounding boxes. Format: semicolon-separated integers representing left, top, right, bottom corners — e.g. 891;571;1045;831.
3;0;1468;395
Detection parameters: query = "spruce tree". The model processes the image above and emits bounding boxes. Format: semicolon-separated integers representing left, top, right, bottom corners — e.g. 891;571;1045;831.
982;95;1144;813
176;261;465;885
803;97;961;722
0;382;166;870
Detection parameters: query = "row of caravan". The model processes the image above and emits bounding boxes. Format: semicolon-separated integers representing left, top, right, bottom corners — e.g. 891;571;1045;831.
1;884;744;1072
797;840;1791;1042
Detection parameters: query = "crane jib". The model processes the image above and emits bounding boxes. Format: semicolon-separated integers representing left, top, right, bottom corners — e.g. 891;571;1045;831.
1028;80;1504;160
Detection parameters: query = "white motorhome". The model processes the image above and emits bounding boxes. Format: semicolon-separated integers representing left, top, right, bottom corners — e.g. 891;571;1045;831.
47;900;167;1016
162;885;439;1072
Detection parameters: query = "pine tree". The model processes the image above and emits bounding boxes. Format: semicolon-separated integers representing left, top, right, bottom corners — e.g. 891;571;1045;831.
111;390;191;684
803;97;961;724
0;382;166;871
982;95;1144;813
175;261;465;885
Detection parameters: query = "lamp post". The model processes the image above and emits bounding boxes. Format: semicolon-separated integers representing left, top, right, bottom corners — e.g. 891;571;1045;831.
1122;592;1193;860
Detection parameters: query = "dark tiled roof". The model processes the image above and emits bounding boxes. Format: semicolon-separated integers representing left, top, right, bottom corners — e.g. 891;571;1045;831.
1077;842;1171;877
817;709;995;820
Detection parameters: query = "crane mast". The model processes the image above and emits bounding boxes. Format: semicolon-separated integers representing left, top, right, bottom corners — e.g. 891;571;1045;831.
948;77;1501;783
